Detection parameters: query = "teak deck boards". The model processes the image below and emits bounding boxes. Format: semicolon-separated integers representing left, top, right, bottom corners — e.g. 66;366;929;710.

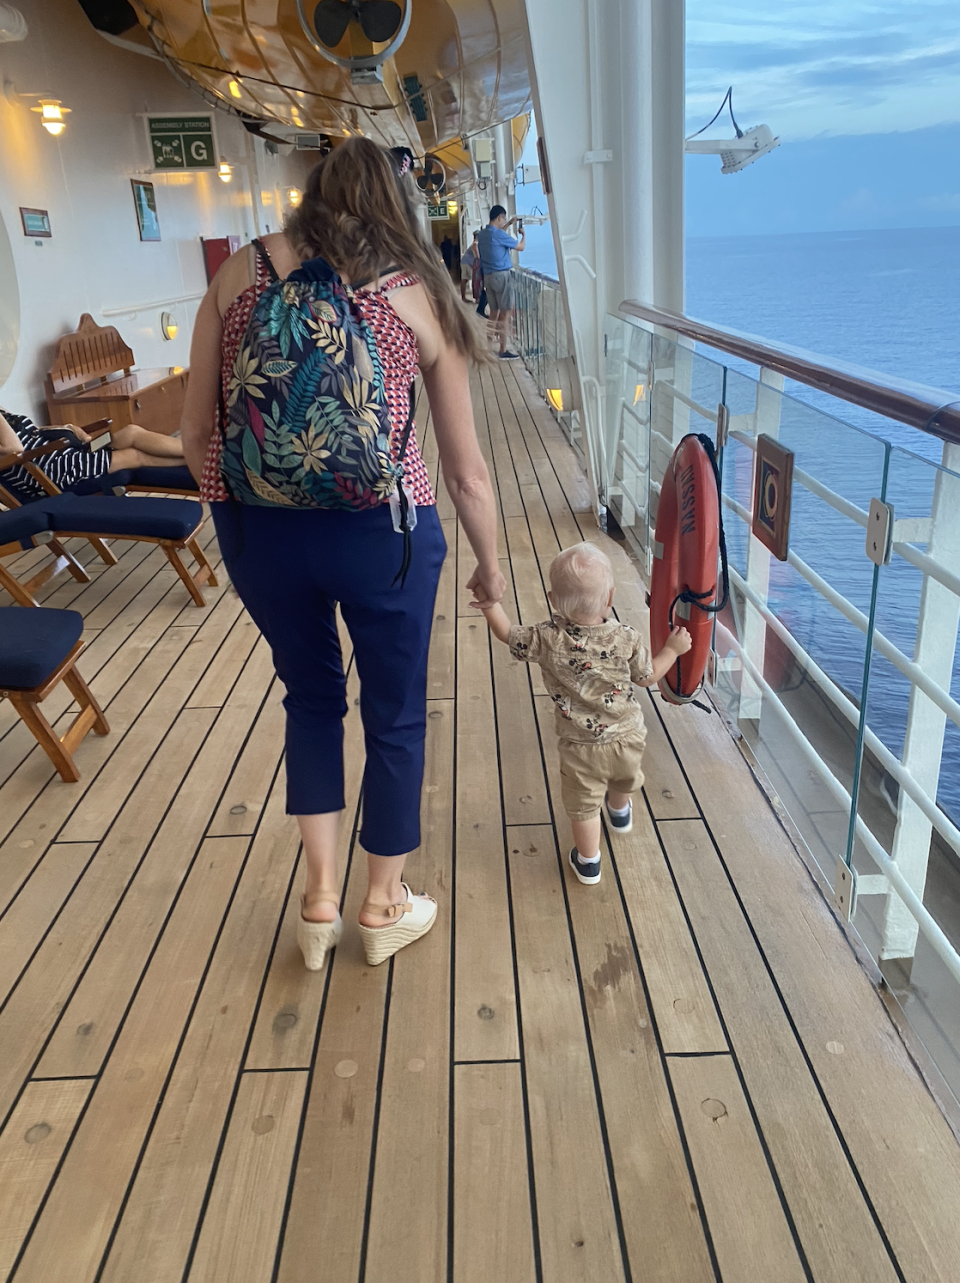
1;363;960;1282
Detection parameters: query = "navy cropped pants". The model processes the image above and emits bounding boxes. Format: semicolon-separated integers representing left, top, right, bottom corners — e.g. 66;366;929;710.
212;501;447;857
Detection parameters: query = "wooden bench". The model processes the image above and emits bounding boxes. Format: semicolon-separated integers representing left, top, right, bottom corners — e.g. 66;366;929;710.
45;313;188;436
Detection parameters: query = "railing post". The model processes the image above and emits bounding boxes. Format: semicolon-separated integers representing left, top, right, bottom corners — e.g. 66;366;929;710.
737;367;784;723
880;442;960;980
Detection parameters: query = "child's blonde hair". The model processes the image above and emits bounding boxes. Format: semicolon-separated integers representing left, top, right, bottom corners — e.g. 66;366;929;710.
549;542;614;622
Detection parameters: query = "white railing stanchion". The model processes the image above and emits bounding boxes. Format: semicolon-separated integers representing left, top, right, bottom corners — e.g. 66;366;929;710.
881;443;960;972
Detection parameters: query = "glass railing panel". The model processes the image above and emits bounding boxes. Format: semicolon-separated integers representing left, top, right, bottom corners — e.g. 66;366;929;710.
712;368;889;886
511;268;582;455
850;441;960;1098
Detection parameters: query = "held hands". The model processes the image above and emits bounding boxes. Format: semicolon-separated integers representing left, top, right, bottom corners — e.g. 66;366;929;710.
664;624;693;655
466;564;506;611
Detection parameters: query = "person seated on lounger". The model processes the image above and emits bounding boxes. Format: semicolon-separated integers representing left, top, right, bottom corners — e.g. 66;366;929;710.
0;408;185;503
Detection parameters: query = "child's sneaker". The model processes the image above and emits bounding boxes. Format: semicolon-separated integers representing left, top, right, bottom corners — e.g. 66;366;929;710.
569;846;601;886
605;797;633;834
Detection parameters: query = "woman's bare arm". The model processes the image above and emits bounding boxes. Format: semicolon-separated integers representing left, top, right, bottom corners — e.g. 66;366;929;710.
180;286;224;484
391;283;505;607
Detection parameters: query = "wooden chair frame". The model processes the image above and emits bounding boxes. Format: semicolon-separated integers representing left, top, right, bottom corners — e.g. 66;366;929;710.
0;441;217;607
1;638;109;782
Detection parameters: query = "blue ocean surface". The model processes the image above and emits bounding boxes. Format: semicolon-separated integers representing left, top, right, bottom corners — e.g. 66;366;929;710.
686;227;960;828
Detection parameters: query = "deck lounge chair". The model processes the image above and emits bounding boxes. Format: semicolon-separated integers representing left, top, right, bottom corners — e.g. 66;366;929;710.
0;605;109;782
0;452;217;607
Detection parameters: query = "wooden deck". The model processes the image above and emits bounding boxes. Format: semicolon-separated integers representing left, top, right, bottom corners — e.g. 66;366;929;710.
3;362;960;1283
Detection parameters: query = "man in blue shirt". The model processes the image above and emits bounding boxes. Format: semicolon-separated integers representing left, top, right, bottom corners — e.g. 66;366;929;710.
476;205;525;358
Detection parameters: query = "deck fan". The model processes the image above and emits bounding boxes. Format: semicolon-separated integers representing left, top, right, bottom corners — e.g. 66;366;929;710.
414;154;446;196
313;0;404;48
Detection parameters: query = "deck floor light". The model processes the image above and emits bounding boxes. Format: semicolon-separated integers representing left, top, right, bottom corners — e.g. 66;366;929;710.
685;87;779;174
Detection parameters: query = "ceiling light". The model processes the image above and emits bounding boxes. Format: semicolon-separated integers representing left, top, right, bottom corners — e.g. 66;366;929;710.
160;311;178;341
286;187;302;206
218;159;232;182
228;79;242;99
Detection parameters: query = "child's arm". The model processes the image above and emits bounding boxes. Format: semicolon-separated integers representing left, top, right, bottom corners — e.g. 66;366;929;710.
636;625;692;686
478;601;513;645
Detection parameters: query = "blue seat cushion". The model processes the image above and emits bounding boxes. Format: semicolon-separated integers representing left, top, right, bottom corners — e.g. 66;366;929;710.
0;505;53;548
67;465;197;496
0;606;84;689
36;495;203;540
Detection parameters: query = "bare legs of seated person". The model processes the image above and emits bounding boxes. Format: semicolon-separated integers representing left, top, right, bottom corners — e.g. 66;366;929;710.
106;423;185;472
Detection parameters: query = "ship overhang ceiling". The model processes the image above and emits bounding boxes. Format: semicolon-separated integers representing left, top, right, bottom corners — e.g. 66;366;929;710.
128;1;533;193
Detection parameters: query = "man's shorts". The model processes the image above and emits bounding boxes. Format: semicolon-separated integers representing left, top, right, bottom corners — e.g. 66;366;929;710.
483;269;514;312
460;261;474;281
558;734;646;821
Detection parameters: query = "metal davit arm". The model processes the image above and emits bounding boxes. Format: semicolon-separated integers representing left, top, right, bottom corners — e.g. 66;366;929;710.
619;299;960;446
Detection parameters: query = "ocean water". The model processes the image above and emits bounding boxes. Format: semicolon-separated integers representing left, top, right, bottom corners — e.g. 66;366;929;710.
685;226;960;827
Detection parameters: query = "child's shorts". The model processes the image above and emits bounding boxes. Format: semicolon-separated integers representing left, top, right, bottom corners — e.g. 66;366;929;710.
558;733;646;821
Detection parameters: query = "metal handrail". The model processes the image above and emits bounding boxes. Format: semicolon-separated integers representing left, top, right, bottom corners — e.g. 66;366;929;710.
619;299;960;445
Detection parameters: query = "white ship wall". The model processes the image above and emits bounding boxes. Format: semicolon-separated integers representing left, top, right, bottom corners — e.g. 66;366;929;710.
0;0;309;421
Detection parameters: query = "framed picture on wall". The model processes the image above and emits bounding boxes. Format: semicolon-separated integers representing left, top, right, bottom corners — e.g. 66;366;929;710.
131;179;161;241
20;208;51;237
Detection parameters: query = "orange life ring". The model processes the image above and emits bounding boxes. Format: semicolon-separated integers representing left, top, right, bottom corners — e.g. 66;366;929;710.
649;433;726;705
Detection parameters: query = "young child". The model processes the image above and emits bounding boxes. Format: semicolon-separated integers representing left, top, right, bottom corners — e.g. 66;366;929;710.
476;542;691;885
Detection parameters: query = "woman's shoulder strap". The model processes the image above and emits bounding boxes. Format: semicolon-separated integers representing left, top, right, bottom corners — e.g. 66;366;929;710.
251;237;281;283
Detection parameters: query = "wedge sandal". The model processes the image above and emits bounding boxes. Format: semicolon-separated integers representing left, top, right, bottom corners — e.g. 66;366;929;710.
297;895;343;971
358;883;437;967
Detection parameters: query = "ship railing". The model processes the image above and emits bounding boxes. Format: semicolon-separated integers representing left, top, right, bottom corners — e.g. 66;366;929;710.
595;303;960;1104
509;268;585;456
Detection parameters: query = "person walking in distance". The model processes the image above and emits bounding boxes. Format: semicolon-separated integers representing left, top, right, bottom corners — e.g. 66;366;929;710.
460;232;479;302
476;205;524;358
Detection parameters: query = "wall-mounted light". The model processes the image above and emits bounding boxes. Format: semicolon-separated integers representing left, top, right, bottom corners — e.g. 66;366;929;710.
33;99;70;136
228;79;242;99
218;159;232;182
447;199;458;216
160;311;178;341
286;187;302;207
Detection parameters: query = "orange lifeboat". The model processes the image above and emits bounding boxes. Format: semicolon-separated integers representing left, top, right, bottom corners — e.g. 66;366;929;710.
649;433;728;705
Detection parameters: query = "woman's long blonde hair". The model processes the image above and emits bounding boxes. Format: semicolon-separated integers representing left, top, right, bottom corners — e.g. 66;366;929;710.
286;137;490;363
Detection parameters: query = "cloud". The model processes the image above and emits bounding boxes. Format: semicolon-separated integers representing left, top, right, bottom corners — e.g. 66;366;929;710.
687;0;960;138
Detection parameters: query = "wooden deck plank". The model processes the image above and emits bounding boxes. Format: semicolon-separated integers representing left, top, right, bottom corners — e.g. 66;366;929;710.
363;700;453;1282
506;830;627;1283
206;680;285;837
0;626;196;910
186;1069;307;1283
35;650;276;1079
669;1053;808;1283
532;697;726;1058
245;661;363;1070
453;1063;536;1283
12;837;250;1283
661;816;901;1281
186;610;258;708
454;616;519;1063
508;823;715;1282
639;690;700;820
0;1078;92;1281
426;518;457;701
0;709;217;1126
98;788;302;1283
490;572;551;828
659;706;960;1282
57;590;244;842
0;843;97;1007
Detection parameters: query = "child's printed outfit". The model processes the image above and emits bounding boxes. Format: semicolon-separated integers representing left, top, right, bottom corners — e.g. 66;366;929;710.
508;614;653;820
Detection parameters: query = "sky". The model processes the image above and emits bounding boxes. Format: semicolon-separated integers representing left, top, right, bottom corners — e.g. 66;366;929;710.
515;0;960;257
686;0;960;140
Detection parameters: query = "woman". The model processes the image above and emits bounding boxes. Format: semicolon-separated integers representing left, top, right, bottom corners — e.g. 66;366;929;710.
181;138;505;971
0;409;185;503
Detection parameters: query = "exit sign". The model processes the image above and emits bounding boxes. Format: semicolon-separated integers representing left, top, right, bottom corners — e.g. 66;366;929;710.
145;114;217;170
426;204;447;220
